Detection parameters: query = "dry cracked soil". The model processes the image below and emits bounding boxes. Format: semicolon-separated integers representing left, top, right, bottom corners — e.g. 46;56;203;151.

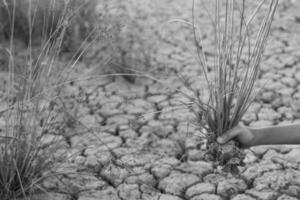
11;0;300;200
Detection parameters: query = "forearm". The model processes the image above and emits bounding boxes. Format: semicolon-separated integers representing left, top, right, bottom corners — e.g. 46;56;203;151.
249;123;300;146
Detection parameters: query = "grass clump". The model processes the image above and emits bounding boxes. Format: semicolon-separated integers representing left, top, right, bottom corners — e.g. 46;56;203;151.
181;0;279;171
0;0;98;199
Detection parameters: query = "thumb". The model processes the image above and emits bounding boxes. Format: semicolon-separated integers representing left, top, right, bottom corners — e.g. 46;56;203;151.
217;126;240;144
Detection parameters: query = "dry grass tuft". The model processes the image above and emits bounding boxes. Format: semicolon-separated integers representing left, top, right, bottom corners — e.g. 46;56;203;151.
0;0;97;199
180;0;279;170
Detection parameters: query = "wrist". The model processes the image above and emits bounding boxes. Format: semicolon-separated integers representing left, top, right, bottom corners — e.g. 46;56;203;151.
247;127;264;147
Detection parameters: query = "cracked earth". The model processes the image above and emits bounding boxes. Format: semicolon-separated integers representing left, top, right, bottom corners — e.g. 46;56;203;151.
22;0;300;200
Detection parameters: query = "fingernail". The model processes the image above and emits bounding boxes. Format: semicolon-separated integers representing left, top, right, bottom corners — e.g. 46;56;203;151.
217;137;223;144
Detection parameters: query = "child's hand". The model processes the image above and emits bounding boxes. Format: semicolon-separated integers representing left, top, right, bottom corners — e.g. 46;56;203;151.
217;124;256;148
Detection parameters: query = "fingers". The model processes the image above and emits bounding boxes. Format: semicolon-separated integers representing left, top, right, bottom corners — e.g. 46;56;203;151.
217;126;241;144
